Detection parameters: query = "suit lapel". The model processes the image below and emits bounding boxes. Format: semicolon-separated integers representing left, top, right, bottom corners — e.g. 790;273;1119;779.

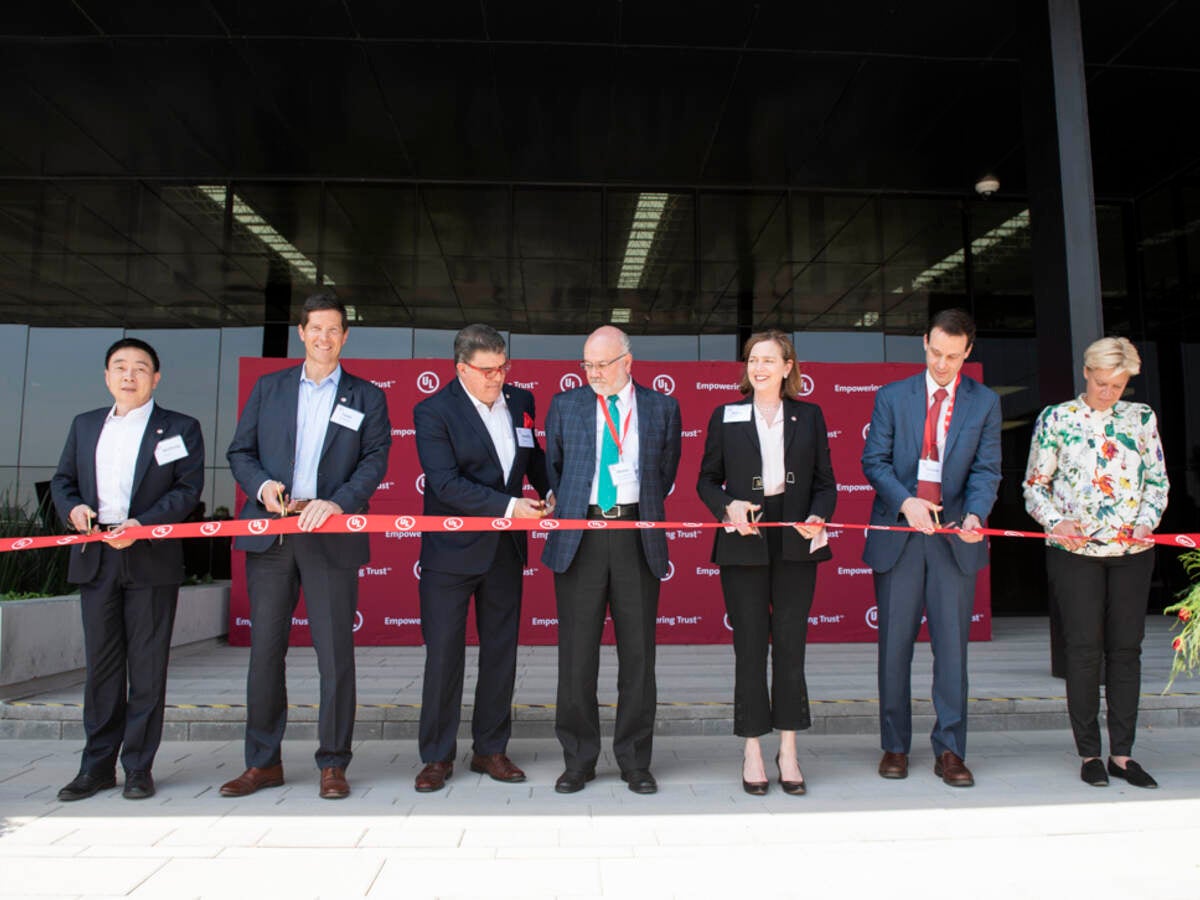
319;372;353;461
282;366;301;462
130;405;167;499
502;387;526;491
451;378;505;478
943;378;974;461
907;375;926;463
733;399;761;458
782;398;798;456
82;410;106;506
578;389;597;474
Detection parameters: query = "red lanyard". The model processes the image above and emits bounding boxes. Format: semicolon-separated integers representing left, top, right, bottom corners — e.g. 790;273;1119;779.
598;394;633;458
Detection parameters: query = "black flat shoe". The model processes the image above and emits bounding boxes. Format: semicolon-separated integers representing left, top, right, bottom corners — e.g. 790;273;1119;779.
554;769;595;794
775;754;807;796
123;771;156;800
57;771;117;802
1080;758;1108;787
620;769;657;794
1108;758;1158;789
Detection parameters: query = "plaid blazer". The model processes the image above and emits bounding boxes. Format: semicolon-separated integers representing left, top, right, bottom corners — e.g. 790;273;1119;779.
540;381;682;578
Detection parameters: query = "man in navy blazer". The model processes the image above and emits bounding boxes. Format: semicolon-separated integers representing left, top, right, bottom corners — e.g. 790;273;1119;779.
542;326;682;794
411;324;551;792
51;338;204;802
222;293;391;800
861;308;1001;787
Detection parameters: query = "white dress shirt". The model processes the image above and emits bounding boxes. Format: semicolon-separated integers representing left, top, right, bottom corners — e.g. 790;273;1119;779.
95;399;154;524
753;402;786;497
589;379;640;505
460;378;519;518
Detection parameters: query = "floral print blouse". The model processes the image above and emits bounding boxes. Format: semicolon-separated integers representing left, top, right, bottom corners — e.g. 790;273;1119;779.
1023;397;1169;557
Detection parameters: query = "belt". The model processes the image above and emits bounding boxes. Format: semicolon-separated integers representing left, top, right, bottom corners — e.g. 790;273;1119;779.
586;503;640;520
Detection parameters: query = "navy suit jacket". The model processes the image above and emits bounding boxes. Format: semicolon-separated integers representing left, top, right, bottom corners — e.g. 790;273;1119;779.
697;397;837;566
861;372;1002;575
414;379;549;575
226;364;391;567
540;382;682;579
50;403;205;586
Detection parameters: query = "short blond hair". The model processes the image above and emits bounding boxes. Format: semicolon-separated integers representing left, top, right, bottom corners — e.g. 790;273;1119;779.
1083;337;1141;376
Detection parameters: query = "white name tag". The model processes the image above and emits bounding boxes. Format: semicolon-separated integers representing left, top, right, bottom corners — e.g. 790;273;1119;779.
515;427;535;448
609;461;637;485
723;404;752;423
330;404;364;431
154;435;188;466
917;458;943;483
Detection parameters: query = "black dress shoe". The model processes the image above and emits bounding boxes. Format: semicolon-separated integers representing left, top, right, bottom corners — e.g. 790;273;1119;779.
742;776;768;796
621;769;657;794
57;771;117;802
1080;758;1108;787
554;769;595;794
775;754;807;796
123;771;156;800
1108;758;1158;789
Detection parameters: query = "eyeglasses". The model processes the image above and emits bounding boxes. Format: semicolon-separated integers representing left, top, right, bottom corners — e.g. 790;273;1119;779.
580;352;628;374
462;360;511;378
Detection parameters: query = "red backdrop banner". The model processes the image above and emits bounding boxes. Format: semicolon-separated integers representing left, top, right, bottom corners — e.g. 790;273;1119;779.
229;359;991;647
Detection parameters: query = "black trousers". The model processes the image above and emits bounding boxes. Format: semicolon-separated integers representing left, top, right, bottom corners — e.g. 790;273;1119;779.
418;537;523;763
718;498;817;737
77;545;179;776
1045;547;1155;758
554;528;659;773
243;535;359;770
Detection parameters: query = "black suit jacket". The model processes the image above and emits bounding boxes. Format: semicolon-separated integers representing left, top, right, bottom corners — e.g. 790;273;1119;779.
696;397;837;566
414;379;549;575
226;364;392;567
50;403;205;586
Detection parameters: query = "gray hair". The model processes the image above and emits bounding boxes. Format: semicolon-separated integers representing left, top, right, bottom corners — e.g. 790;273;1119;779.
453;324;507;364
1084;337;1141;376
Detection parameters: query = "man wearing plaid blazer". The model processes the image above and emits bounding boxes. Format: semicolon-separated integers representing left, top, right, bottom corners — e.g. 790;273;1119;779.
541;326;682;795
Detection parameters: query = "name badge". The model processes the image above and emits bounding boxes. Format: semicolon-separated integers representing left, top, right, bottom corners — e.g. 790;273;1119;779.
330;404;364;431
154;435;188;466
917;458;943;483
609;460;637;485
515;427;535;448
723;404;752;423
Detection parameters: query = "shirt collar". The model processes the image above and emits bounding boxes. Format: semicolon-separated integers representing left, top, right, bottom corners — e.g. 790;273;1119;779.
609;378;635;409
459;377;508;414
107;398;154;422
1077;395;1116;420
925;370;958;401
300;364;342;389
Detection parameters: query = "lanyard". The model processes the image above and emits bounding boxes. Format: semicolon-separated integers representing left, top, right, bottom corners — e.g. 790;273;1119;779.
598;394;633;458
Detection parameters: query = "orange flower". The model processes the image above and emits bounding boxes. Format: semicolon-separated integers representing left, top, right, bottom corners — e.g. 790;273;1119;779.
1173;637;1185;652
1101;440;1119;460
1092;472;1115;498
1181;608;1193;623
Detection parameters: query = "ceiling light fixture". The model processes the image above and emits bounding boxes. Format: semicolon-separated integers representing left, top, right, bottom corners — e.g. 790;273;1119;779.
611;307;631;324
196;185;333;286
617;193;669;290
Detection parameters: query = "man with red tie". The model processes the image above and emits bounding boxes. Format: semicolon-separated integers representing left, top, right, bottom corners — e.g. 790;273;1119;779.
861;309;1001;787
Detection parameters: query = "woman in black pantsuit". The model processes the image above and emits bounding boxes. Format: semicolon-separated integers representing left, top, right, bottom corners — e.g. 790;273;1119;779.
697;329;837;795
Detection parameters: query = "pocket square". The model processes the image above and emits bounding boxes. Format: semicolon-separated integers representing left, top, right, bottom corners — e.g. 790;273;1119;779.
523;412;534;428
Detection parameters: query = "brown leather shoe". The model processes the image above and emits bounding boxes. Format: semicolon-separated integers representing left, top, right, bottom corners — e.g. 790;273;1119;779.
319;767;350;799
219;764;284;797
469;753;526;783
415;760;454;793
878;751;908;779
934;751;974;787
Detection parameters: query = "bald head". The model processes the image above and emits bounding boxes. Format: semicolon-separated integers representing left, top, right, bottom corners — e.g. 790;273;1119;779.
582;326;633;396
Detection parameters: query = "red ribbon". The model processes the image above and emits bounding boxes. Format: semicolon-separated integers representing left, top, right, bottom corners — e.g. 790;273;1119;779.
3;516;1196;554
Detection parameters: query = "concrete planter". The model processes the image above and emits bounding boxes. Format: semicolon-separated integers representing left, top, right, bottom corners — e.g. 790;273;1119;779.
0;582;230;688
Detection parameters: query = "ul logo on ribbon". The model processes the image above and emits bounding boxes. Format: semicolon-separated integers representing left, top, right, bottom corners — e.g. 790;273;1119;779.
587;520;608;529
1177;535;1197;548
10;538;32;550
346;515;368;532
443;517;464;531
56;535;80;545
653;374;675;395
491;518;512;530
151;525;173;538
247;519;270;535
200;522;222;536
393;515;416;530
541;519;561;530
560;373;583;391
416;371;441;394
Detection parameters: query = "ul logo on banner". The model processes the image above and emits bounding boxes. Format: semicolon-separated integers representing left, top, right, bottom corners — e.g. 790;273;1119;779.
416;371;441;394
659;561;675;582
862;422;871;441
353;611;364;633
653;374;675;395
560;373;583;391
413;561;422;580
865;606;879;630
798;374;815;397
415;473;426;495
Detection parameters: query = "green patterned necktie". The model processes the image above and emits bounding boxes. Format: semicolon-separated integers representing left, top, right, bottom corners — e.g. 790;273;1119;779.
597;394;620;511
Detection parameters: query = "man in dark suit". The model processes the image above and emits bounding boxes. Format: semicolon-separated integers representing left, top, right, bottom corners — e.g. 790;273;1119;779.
222;293;391;800
541;326;682;795
861;308;1002;787
50;338;204;801
411;324;552;792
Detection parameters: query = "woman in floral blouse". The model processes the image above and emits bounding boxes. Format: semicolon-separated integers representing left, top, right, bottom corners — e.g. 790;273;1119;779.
1023;337;1169;789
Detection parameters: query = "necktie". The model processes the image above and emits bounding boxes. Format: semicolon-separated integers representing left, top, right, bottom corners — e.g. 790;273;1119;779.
917;387;948;504
597;395;620;511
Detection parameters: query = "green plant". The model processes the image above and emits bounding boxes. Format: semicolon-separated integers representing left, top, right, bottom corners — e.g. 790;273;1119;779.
0;491;72;601
1163;550;1200;691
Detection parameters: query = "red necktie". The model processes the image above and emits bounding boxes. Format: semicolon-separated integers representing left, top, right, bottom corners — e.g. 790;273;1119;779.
917;387;948;503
